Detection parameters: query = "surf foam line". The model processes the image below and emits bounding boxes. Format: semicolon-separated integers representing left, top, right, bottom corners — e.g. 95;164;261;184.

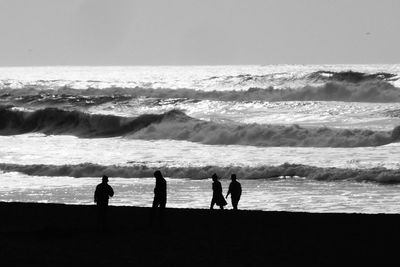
1;80;400;103
1;163;400;183
1;107;400;147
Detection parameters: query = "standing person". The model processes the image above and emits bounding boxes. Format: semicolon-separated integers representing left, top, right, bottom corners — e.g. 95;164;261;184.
210;173;227;210
94;175;114;230
226;174;242;210
151;170;167;226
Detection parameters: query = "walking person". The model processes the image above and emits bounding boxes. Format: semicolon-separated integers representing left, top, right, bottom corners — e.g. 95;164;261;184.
151;170;167;226
94;175;114;231
226;174;242;210
210;173;227;210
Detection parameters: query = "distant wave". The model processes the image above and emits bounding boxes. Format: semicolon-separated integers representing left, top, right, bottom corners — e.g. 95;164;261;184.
1;107;400;147
1;162;400;183
277;81;400;102
2;69;397;92
307;70;398;83
2;81;400;104
199;70;398;88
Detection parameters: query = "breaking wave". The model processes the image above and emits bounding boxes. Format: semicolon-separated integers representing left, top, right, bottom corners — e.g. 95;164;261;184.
1;68;397;91
2;81;400;105
1;107;400;147
1;162;400;183
277;81;400;102
0;107;186;137
200;70;398;89
307;70;398;83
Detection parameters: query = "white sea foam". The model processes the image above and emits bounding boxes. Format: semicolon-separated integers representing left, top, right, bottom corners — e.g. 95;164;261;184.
1;65;400;91
1;134;399;169
86;100;400;131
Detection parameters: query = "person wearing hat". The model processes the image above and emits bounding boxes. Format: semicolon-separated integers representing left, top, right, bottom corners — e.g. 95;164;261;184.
226;174;242;210
210;173;227;210
94;175;114;230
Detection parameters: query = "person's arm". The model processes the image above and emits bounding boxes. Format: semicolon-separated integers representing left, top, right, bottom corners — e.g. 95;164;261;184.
162;180;167;194
226;185;231;198
94;187;98;203
109;186;114;198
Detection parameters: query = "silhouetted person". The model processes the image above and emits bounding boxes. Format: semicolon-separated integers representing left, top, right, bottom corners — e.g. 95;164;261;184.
151;170;167;227
226;174;242;210
210;173;227;210
94;175;114;231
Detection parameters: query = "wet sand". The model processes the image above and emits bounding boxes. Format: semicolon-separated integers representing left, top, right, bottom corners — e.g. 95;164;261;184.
0;202;398;266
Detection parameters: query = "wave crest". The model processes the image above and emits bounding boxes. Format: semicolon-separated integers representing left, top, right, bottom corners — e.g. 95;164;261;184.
0;107;186;137
1;163;399;183
129;117;395;147
0;107;397;147
308;70;397;83
2;80;400;104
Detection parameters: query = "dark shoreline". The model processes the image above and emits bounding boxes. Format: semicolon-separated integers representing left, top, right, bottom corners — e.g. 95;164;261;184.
0;202;398;266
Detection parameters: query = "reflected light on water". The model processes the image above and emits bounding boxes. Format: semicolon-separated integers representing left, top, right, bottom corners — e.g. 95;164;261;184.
1;172;400;214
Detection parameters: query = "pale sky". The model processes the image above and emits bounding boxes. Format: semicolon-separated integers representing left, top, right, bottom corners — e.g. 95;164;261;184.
0;0;399;66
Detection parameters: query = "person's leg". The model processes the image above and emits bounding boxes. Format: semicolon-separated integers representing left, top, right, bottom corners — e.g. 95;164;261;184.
232;198;239;210
210;199;216;209
160;200;166;209
150;198;159;226
104;206;108;228
96;205;102;230
97;205;107;231
159;200;166;227
152;198;159;208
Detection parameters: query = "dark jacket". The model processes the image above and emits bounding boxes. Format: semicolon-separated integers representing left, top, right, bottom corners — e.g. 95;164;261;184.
94;183;114;206
228;180;242;199
154;177;167;200
212;181;227;206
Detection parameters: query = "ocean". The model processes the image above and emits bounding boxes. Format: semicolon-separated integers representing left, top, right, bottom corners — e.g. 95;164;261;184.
1;64;400;213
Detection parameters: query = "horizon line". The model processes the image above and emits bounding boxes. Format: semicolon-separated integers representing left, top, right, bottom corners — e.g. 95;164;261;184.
0;63;399;68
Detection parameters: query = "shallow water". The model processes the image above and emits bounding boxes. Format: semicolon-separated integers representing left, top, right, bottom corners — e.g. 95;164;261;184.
1;172;400;214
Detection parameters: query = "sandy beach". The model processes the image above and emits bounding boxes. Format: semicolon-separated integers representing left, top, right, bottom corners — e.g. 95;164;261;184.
0;202;398;266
